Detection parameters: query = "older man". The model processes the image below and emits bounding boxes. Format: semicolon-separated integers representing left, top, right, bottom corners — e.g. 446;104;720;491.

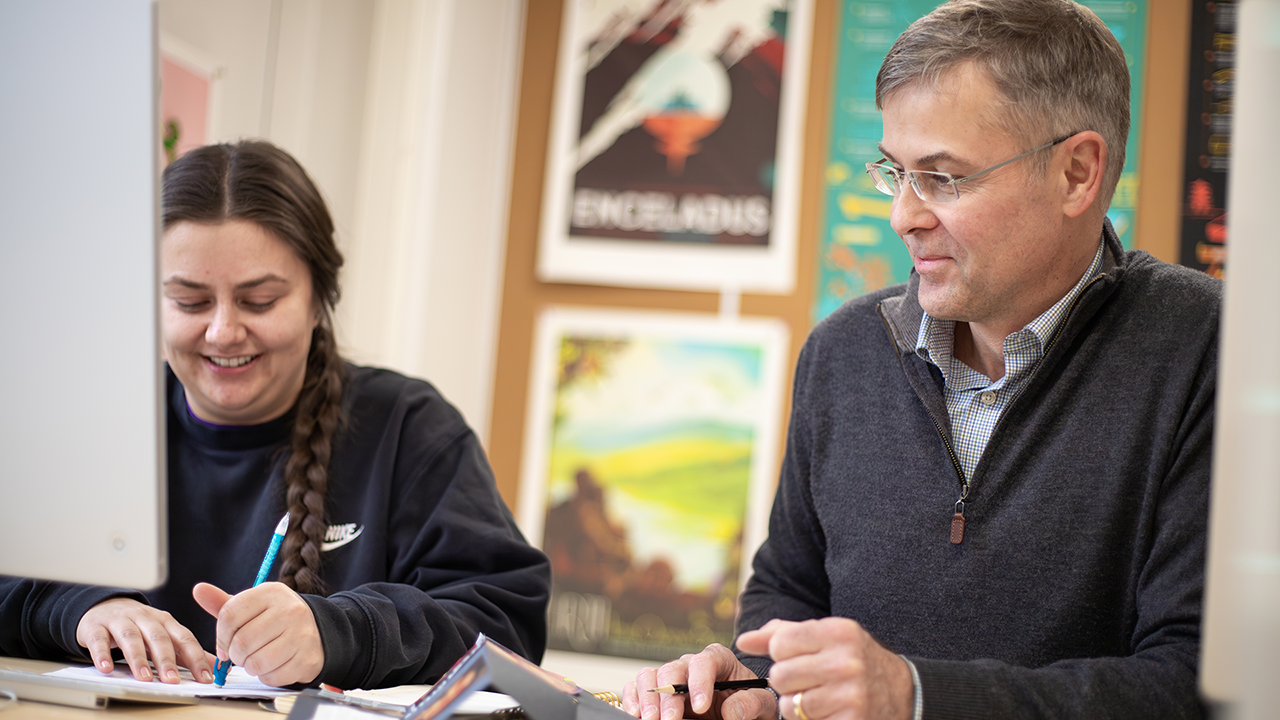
623;1;1220;719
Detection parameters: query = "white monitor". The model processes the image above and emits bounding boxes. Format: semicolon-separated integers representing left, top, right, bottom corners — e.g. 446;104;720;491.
0;0;166;589
1199;1;1280;715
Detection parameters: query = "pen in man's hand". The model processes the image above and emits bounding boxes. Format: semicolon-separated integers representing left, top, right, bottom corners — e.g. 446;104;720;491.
212;512;289;687
651;678;771;694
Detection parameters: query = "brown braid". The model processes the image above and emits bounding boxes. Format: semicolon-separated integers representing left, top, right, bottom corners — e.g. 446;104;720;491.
277;319;345;594
162;141;346;595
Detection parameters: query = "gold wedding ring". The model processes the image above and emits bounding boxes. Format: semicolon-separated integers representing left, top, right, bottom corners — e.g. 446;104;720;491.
793;691;812;720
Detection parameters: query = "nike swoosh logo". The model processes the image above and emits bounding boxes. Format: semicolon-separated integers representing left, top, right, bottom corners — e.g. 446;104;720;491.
321;526;363;552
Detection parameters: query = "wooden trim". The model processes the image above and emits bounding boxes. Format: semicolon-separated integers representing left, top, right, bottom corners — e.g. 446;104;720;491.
1134;0;1192;263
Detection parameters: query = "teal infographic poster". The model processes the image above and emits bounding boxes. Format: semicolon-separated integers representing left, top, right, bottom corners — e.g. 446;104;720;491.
813;0;1147;322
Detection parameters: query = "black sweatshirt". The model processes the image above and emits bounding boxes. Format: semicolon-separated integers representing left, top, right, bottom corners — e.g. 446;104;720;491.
738;226;1219;719
0;364;550;689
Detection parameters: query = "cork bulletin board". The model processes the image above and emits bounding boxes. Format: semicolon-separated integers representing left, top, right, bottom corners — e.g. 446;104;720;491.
488;0;1193;523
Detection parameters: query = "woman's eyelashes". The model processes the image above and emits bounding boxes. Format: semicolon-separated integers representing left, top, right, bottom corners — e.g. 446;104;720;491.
167;296;281;313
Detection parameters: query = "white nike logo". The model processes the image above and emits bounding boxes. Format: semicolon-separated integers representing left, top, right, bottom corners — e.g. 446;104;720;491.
321;523;364;552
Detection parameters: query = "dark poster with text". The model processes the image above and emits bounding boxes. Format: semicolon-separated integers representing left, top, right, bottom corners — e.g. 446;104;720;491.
1179;1;1235;277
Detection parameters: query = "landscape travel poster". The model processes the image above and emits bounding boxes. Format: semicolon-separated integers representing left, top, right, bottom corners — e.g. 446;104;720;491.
537;0;814;293
518;308;787;661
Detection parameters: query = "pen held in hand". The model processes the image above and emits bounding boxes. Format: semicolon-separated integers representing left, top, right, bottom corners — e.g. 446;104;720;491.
651;678;771;694
212;512;290;687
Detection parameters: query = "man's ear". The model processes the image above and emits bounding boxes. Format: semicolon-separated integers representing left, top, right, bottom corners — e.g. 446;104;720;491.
1059;131;1107;219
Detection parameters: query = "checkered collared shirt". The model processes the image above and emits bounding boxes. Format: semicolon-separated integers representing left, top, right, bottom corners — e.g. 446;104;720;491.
914;240;1105;480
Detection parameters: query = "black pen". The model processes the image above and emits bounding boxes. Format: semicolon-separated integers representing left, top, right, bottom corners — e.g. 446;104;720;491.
651;679;770;694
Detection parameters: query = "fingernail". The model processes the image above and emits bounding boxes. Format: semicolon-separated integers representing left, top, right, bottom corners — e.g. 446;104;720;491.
693;693;707;711
98;660;111;671
642;705;658;720
166;669;179;682
202;670;214;683
139;667;152;681
662;708;679;720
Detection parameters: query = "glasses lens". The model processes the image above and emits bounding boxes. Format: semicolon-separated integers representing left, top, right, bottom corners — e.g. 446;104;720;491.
913;171;960;204
866;164;899;196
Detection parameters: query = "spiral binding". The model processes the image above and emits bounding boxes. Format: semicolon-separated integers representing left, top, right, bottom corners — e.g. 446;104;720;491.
593;691;622;707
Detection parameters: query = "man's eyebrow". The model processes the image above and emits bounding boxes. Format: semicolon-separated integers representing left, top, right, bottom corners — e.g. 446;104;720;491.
162;274;290;290
876;143;968;170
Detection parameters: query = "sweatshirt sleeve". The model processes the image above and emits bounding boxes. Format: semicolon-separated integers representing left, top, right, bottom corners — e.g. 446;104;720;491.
0;576;147;661
305;429;550;690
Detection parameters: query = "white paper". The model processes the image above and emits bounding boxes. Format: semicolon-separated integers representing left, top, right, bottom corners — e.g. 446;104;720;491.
345;685;519;714
46;664;293;699
343;685;432;706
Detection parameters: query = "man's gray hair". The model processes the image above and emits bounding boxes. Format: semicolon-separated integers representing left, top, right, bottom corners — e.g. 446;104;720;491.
876;0;1130;208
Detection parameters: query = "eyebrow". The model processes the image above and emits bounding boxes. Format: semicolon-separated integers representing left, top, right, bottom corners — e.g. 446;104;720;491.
162;274;291;291
877;143;970;170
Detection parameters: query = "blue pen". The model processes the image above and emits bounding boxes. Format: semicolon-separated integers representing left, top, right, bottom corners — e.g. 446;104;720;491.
213;512;290;687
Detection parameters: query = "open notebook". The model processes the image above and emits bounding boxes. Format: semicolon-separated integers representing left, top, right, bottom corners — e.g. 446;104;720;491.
0;664;291;709
0;668;198;709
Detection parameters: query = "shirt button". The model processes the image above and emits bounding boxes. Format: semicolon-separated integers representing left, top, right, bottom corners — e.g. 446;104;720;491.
980;391;997;406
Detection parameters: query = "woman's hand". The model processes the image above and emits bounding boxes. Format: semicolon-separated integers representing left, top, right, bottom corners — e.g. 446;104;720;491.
75;598;214;684
622;643;776;720
193;581;324;687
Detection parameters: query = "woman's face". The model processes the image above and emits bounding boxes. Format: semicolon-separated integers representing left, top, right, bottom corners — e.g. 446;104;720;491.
161;219;319;425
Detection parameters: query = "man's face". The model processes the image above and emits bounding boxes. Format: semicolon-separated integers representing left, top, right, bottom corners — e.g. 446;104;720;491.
879;65;1079;329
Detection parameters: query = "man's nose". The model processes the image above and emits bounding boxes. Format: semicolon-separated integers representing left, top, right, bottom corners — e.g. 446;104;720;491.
889;180;940;238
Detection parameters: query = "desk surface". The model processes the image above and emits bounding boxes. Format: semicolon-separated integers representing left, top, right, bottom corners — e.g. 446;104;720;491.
0;658;269;720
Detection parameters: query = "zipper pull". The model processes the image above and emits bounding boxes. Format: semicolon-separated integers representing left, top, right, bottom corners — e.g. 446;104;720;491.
950;498;965;545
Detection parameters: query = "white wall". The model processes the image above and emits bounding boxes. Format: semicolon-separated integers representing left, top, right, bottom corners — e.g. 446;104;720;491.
158;0;278;140
340;0;525;444
269;0;376;250
157;0;524;444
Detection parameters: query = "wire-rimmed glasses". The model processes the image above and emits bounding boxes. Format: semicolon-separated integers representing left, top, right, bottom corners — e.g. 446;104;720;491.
865;133;1079;204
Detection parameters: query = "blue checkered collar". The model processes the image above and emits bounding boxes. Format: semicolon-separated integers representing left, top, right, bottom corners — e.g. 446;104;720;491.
914;239;1107;373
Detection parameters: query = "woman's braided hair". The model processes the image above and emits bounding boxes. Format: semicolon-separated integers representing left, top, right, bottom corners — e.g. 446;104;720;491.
161;140;345;595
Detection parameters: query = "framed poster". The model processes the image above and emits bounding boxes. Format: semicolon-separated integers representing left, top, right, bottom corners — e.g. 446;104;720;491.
518;307;788;660
537;0;814;293
812;0;1147;322
1178;0;1235;278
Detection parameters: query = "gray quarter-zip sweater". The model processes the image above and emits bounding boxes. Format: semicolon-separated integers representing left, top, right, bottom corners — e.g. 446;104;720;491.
738;222;1220;719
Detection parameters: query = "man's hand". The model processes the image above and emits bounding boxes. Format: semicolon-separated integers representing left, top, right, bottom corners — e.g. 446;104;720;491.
622;643;776;720
75;598;214;684
193;581;324;687
737;618;913;720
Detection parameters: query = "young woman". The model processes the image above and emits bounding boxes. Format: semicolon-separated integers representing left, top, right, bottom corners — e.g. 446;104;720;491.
0;141;550;689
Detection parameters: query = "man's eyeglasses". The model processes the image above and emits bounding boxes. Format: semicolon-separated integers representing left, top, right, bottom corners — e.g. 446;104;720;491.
865;133;1079;204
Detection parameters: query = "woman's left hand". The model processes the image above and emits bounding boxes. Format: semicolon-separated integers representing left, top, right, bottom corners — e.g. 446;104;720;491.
192;582;324;687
